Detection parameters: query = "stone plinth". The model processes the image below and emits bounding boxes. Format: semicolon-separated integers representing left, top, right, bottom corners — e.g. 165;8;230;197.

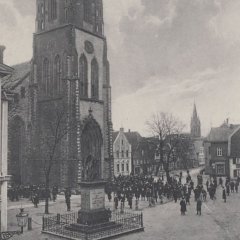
78;180;110;226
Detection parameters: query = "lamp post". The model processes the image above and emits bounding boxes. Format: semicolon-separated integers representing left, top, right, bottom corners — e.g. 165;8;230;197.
16;208;28;234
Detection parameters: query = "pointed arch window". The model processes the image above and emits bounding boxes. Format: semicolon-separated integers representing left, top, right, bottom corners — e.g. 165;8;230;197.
91;58;99;99
54;55;61;94
79;54;88;98
84;0;92;23
49;0;57;20
43;58;50;95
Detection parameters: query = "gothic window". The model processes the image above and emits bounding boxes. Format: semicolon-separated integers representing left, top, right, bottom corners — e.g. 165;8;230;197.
116;150;119;158
65;8;68;22
54;55;61;94
20;87;26;98
79;54;88;98
49;0;57;20
91;58;99;99
84;0;92;23
43;58;50;95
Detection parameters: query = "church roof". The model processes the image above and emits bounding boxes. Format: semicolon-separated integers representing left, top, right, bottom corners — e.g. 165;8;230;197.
206;124;239;142
2;61;31;90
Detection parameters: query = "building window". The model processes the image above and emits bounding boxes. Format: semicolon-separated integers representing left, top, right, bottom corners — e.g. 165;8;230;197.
126;150;129;158
20;87;26;98
91;58;99;99
117;164;120;173
54;55;61;94
217;148;223;157
126;163;129;172
121;150;124;158
116;151;119;158
121;163;124;172
236;158;240;164
49;0;57;20
43;58;50;95
83;0;92;23
79;54;88;98
216;164;225;175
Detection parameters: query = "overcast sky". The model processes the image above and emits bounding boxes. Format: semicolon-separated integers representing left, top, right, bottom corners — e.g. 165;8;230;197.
1;0;240;136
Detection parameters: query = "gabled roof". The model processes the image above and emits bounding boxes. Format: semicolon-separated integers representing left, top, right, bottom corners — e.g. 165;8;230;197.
0;63;13;77
206;124;239;142
2;61;31;90
113;130;142;152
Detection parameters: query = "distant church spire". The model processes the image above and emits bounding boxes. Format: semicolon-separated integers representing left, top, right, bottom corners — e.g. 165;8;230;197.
191;103;201;138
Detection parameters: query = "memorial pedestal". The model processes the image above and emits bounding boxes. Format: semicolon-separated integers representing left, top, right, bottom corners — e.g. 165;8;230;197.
78;181;110;225
67;180;119;234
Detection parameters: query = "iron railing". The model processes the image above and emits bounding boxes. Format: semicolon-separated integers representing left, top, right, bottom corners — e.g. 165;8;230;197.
42;210;144;240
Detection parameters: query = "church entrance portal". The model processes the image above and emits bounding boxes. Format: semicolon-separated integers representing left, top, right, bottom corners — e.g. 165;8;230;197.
81;117;103;181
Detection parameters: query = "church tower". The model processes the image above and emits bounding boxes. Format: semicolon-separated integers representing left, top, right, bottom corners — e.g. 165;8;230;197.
190;103;201;138
31;0;113;188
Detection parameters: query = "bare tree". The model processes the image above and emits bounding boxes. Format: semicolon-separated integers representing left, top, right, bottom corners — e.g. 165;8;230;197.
39;102;76;214
175;134;195;170
146;112;185;181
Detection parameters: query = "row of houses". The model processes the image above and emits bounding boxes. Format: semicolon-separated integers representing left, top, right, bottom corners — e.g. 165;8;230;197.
115;119;240;179
112;128;205;177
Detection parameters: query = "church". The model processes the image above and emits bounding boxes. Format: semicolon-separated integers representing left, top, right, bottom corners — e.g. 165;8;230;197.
2;0;113;188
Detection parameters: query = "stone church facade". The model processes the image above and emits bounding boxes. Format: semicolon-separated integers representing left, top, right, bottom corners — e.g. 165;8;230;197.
3;0;113;188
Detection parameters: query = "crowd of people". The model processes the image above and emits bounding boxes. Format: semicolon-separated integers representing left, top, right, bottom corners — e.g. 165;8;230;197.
7;185;59;208
7;171;240;215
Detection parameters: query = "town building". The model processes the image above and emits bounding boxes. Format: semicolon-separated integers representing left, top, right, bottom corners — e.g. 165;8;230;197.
204;120;239;177
133;137;157;175
3;0;113;188
113;128;141;176
0;45;13;231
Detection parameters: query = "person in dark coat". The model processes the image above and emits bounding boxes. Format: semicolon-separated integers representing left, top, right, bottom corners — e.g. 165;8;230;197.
235;181;239;193
33;193;39;208
114;195;119;209
180;197;187;215
226;183;230;196
196;198;202;215
65;189;71;211
219;177;223;186
222;187;226;203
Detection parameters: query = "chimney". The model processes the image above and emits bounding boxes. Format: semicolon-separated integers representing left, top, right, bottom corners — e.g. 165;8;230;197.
0;45;6;64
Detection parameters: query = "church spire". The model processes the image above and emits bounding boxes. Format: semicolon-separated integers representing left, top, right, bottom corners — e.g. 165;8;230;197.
191;102;201;138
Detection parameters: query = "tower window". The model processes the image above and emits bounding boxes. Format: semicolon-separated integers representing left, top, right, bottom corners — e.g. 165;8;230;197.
79;54;88;98
49;0;57;20
84;0;92;23
54;55;61;94
20;87;26;98
43;58;50;95
91;58;99;99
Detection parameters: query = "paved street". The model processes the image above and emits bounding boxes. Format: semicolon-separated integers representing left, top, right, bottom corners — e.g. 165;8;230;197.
8;168;240;240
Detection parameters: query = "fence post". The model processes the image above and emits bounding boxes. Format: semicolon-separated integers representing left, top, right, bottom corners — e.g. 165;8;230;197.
140;212;143;228
57;213;61;225
28;217;32;230
135;199;139;211
42;216;45;231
